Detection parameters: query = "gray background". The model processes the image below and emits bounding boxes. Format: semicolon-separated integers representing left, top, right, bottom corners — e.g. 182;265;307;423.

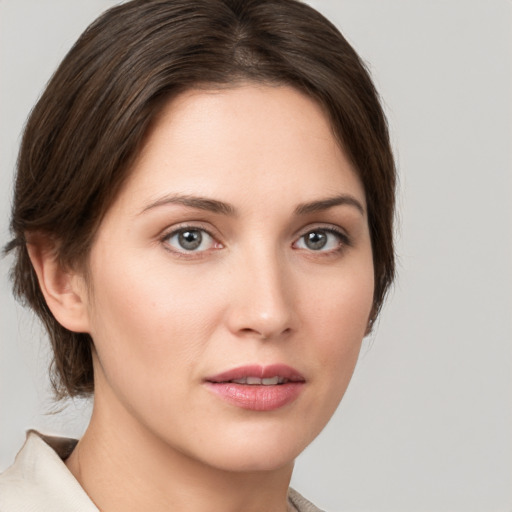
1;1;511;511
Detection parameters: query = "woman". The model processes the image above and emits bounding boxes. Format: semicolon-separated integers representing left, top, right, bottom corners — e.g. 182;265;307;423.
0;1;395;510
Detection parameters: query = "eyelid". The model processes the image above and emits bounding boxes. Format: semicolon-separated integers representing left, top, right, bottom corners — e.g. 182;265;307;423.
293;224;352;252
296;222;350;240
160;222;223;255
158;221;351;257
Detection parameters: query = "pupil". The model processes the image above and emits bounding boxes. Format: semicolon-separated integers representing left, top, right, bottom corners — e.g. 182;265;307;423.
179;230;202;250
305;231;327;250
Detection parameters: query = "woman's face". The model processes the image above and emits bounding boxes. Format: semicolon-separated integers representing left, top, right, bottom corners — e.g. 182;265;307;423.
82;84;374;471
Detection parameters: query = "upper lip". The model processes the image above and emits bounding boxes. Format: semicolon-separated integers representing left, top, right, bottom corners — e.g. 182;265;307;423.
205;364;305;384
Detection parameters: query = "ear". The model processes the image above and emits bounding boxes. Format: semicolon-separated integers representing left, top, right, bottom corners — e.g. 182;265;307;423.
26;235;91;333
364;311;376;337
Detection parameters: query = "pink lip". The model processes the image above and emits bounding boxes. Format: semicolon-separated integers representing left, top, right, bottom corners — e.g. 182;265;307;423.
204;364;305;411
206;364;305;383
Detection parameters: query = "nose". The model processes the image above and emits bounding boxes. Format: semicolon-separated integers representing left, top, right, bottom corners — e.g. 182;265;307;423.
225;248;297;341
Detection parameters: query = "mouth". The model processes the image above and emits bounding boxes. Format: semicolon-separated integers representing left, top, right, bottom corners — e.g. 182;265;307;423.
222;376;289;385
204;364;305;411
205;364;305;384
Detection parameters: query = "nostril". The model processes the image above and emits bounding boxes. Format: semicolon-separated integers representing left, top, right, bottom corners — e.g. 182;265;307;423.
238;326;292;340
240;327;269;339
240;327;256;335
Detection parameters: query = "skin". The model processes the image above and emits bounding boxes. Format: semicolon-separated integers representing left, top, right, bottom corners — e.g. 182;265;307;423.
31;84;374;512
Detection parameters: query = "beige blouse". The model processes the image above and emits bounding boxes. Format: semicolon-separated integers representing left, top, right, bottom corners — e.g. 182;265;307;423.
0;431;322;512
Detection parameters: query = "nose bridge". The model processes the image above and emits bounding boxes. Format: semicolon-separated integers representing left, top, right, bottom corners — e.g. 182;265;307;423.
227;238;295;339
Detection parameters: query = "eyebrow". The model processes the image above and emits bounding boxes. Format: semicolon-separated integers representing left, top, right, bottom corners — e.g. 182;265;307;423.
139;193;365;217
295;195;365;216
139;194;236;216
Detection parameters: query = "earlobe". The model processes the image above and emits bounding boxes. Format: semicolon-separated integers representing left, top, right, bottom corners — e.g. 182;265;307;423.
26;235;91;334
364;312;375;336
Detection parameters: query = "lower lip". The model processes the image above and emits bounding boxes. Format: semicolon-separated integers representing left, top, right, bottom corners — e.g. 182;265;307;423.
204;382;304;411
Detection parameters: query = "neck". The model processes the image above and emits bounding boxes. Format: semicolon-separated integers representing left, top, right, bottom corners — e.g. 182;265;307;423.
65;386;294;512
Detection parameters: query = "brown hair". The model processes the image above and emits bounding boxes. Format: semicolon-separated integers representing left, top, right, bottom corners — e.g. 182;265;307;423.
5;0;396;398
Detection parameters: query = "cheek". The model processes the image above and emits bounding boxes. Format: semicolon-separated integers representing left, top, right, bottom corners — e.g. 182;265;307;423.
304;258;374;384
307;260;374;335
85;255;221;387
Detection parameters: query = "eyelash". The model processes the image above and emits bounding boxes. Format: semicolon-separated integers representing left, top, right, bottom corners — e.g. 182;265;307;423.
160;224;220;257
293;226;351;255
159;224;351;257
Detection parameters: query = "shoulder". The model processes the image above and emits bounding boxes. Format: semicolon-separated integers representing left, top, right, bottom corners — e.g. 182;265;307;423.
288;487;325;512
1;433;326;512
0;431;97;512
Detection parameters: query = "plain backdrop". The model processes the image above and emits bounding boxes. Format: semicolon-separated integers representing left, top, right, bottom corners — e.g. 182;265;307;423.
1;1;511;511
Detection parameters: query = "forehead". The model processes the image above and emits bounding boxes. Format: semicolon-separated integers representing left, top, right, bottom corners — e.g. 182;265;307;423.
113;84;365;213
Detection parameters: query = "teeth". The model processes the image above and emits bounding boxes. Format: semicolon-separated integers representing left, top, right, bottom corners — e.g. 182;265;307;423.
230;376;286;385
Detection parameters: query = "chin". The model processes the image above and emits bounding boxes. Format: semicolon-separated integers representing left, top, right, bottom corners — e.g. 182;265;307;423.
191;423;316;473
204;446;297;473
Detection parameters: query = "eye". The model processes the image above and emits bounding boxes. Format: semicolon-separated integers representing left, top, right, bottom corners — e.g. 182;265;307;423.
163;227;219;253
294;228;348;252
